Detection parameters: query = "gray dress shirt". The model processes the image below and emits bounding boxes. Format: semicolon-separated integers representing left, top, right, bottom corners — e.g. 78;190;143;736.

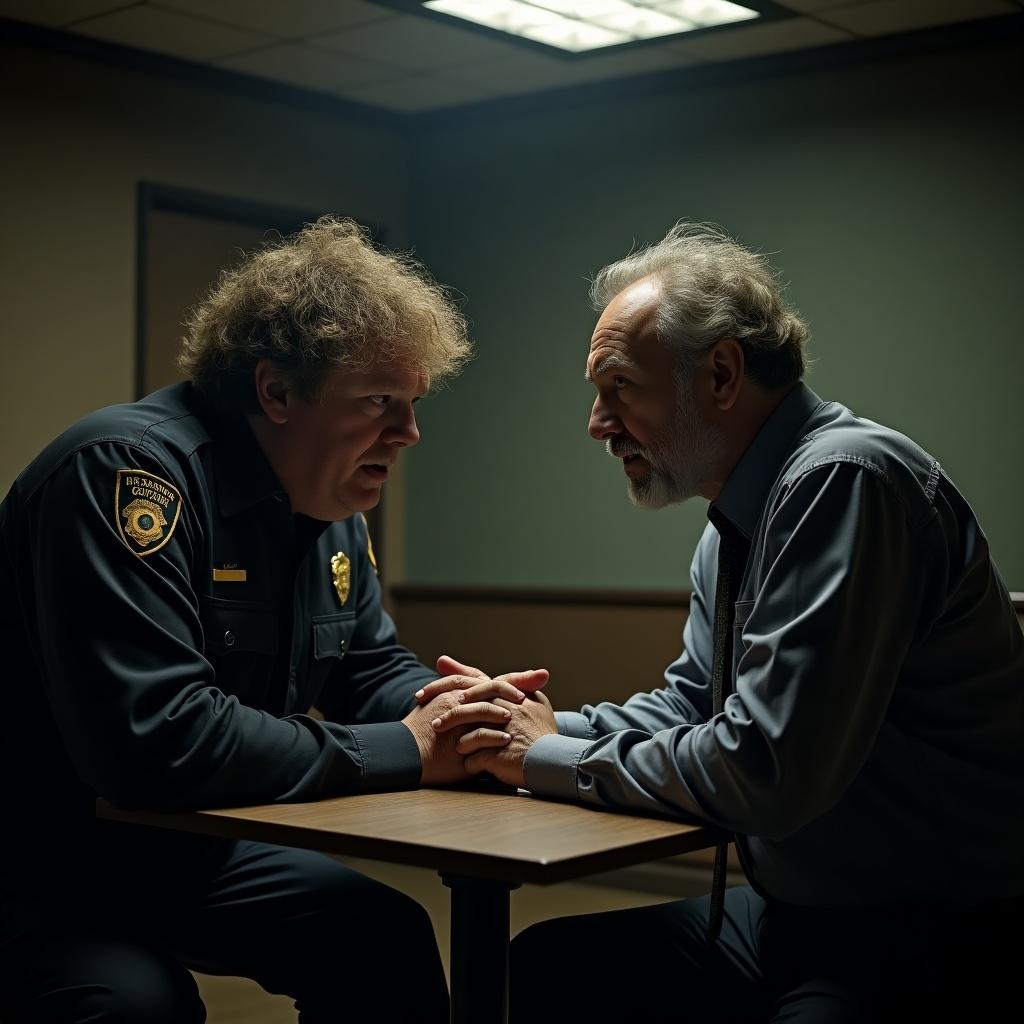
525;383;1023;908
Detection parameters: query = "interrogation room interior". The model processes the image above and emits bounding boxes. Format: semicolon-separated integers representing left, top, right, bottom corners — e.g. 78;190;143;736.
3;0;1022;1018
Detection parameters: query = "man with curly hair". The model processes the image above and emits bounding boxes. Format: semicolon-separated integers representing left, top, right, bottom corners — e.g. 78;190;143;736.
0;218;538;1022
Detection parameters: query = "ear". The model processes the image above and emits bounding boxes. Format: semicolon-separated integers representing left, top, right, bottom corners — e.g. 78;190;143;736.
253;360;290;425
708;338;745;412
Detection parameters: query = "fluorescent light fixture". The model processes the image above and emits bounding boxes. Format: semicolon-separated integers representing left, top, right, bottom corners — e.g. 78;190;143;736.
656;1;758;27
536;1;640;14
425;0;562;34
424;0;759;52
592;8;691;37
521;19;627;50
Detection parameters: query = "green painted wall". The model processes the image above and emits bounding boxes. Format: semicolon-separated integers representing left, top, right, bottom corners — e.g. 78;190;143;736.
405;35;1024;590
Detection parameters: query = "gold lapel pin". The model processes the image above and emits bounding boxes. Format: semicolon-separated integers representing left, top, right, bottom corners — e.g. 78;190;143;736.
331;552;351;606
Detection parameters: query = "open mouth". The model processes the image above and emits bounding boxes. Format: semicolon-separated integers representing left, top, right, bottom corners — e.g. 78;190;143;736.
361;464;390;481
622;453;648;476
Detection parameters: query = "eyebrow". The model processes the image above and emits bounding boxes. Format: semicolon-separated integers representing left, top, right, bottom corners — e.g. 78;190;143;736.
584;354;635;383
357;372;429;396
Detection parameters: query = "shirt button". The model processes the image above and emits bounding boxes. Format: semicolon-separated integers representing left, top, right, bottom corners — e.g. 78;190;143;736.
224;630;236;648
339;639;346;653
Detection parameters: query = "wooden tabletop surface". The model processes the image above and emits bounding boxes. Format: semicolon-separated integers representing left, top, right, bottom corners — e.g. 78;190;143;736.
98;787;720;885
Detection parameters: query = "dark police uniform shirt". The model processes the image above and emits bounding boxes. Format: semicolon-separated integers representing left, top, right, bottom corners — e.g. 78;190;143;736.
0;382;432;849
527;383;1024;909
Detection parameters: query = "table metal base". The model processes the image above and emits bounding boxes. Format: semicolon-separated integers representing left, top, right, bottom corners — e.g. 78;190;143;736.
441;873;521;1024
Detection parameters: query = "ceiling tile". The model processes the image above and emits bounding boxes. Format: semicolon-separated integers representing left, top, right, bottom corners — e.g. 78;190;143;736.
153;0;395;39
771;0;854;11
218;42;400;94
316;12;529;72
341;72;506;112
443;49;599;92
815;0;1019;36
448;43;701;97
72;5;274;60
8;0;1014;118
668;15;851;59
0;1;135;27
552;44;703;85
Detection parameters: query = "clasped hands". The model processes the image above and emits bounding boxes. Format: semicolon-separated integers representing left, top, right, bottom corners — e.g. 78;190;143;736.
401;655;557;788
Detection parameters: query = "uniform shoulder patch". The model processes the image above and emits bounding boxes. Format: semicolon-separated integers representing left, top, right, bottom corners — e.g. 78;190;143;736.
114;468;182;557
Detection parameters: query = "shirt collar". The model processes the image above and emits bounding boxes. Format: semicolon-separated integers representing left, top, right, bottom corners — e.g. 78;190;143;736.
193;392;287;518
710;381;826;540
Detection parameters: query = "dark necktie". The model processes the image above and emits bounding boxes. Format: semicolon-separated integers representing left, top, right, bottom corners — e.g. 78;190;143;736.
706;511;747;945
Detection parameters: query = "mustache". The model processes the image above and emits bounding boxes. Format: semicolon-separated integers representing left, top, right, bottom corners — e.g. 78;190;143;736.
607;437;646;459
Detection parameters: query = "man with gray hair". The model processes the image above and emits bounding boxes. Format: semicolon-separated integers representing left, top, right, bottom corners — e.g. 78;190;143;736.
424;222;1022;1019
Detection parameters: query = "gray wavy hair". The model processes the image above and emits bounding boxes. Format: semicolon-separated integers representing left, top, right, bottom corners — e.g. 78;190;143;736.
590;221;809;390
180;216;471;411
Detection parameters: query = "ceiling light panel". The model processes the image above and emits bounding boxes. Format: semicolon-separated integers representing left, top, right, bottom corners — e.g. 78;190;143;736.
521;19;627;50
651;1;759;28
424;0;760;51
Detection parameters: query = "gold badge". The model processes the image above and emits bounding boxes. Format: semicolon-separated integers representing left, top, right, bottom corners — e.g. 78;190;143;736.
330;551;351;606
114;469;182;557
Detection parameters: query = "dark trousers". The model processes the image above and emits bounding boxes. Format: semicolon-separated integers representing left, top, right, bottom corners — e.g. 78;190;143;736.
511;885;1015;1023
1;823;449;1023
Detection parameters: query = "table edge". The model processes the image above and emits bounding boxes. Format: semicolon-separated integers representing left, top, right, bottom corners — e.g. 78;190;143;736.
96;799;722;886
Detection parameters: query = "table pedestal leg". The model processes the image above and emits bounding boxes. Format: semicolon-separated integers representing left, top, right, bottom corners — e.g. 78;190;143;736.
441;873;520;1024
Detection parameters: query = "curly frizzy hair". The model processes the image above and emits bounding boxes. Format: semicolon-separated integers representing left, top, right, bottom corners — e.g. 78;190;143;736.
179;216;472;408
590;221;809;390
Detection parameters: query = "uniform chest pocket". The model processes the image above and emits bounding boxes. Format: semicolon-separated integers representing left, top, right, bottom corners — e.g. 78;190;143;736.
312;612;357;661
199;596;279;657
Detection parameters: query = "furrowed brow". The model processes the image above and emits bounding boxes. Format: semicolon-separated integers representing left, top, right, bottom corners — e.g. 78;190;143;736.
585;354;635;382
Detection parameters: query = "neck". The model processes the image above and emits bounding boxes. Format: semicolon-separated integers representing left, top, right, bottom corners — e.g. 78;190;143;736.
246;413;291;495
700;382;797;501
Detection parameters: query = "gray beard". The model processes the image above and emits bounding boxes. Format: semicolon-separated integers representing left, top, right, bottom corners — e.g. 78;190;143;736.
608;377;723;509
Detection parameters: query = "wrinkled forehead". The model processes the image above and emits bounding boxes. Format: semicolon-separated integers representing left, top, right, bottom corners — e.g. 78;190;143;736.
586;278;665;379
325;361;431;396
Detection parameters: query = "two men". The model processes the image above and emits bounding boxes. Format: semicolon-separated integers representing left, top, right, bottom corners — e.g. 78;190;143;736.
426;223;1023;1020
6;212;1019;1022
0;218;534;1022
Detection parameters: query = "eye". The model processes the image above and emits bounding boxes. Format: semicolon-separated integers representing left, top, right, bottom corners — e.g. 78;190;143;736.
367;395;390;407
613;375;629;390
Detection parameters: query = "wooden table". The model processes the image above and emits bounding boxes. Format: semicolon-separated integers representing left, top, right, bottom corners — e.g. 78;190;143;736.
98;787;719;1023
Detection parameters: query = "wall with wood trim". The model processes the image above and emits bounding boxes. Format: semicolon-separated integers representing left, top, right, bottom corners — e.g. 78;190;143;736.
392;586;1024;711
392;587;691;711
392;586;1022;892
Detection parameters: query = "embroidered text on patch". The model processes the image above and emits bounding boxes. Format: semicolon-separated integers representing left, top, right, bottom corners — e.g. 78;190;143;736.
114;469;182;557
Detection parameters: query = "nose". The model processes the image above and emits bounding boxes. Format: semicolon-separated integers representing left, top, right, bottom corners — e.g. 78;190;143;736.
588;395;621;441
385;405;421;448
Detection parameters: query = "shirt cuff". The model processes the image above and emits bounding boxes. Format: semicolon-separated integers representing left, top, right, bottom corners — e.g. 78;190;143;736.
523;734;593;802
555;711;596;739
348;721;422;791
